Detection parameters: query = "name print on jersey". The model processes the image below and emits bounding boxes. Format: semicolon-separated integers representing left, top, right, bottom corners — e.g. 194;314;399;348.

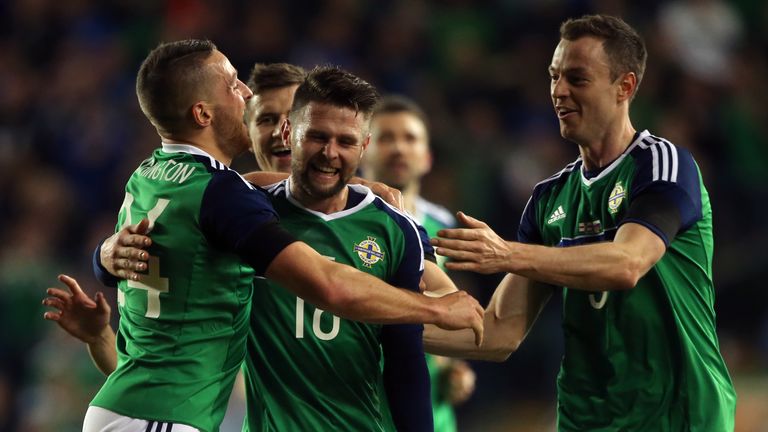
137;158;197;184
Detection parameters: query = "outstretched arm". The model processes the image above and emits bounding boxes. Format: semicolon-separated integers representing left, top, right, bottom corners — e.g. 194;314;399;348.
266;242;484;343
43;275;117;375
423;273;553;361
432;212;665;292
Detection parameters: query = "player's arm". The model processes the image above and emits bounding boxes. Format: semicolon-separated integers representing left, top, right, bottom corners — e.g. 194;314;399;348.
266;243;482;332
433;211;666;292
42;275;117;375
242;171;288;186
435;146;703;292
423;273;553;361
380;222;434;430
422;260;458;297
381;322;432;430
203;173;484;336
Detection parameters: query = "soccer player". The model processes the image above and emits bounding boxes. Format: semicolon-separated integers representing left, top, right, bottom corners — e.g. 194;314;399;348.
428;14;736;431
43;39;483;432
365;95;476;431
242;66;432;430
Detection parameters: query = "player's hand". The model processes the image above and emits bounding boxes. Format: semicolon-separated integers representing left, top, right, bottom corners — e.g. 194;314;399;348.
351;177;404;211
101;218;152;281
431;212;512;274
42;274;111;344
441;359;476;404
432;290;484;346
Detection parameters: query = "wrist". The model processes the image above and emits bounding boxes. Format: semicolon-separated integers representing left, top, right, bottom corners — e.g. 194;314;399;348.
85;324;113;346
425;297;447;325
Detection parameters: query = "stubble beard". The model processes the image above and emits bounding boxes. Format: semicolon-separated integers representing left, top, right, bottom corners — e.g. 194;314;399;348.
294;156;351;201
214;108;251;159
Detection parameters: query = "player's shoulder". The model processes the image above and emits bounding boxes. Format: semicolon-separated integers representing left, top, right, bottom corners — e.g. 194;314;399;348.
415;197;455;228
359;185;422;234
530;156;583;199
626;130;697;182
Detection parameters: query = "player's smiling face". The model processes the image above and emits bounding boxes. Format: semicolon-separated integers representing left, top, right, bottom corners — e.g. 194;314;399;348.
287;102;370;202
245;84;299;173
368;112;431;190
549;36;622;145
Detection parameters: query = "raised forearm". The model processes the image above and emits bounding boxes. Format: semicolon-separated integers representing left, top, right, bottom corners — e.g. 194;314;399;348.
424;314;516;362
423;274;551;360
509;241;645;291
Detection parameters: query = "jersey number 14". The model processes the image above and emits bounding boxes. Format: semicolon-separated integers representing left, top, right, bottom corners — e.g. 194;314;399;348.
117;193;170;319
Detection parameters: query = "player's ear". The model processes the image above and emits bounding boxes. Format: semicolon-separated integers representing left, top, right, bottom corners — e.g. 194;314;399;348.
617;72;637;103
281;118;292;148
191;101;213;127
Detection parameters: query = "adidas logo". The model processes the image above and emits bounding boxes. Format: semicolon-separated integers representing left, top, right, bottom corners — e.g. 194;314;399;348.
547;205;566;224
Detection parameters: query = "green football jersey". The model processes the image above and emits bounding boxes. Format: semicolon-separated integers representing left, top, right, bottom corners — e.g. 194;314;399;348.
415;197;460;432
91;144;293;432
519;131;736;431
243;180;430;431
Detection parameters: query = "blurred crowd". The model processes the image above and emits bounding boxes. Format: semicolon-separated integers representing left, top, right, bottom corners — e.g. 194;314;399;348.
1;0;767;430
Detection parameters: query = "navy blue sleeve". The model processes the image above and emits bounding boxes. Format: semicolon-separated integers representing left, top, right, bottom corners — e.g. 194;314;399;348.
379;205;432;431
381;323;432;431
92;239;120;287
623;137;702;245
416;223;437;264
517;193;543;244
200;171;297;276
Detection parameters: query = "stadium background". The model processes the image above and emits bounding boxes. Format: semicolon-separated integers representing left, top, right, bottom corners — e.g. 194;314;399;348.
1;0;767;430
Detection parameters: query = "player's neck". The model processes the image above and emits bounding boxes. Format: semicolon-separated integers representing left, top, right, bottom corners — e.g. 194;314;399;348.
290;177;350;214
162;133;233;166
578;121;636;171
401;182;421;215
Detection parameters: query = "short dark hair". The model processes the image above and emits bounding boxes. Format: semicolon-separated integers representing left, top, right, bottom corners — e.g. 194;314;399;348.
560;14;647;98
136;39;217;135
246;63;306;94
290;66;380;121
372;95;430;132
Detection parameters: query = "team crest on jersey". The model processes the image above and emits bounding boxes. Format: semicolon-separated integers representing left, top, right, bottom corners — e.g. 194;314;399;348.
608;182;626;214
354;237;385;268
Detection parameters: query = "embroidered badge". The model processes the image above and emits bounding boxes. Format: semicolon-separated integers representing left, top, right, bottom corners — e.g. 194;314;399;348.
608;182;626;214
354;237;385;268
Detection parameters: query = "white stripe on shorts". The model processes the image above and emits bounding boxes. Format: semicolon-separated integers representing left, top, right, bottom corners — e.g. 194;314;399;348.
83;406;200;432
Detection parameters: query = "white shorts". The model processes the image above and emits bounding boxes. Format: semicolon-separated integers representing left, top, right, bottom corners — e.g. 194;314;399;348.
83;406;201;432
